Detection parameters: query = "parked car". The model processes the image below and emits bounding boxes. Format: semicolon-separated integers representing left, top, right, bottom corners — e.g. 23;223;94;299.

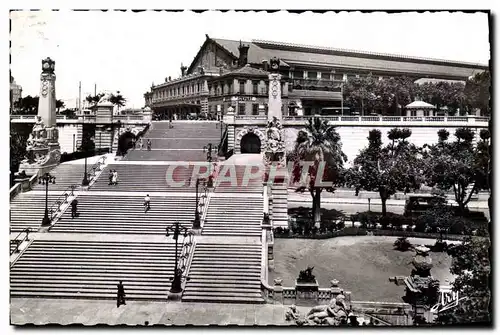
403;196;443;217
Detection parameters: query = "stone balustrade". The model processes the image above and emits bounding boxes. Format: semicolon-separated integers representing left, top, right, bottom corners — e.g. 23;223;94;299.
10;114;150;125
232;114;489;127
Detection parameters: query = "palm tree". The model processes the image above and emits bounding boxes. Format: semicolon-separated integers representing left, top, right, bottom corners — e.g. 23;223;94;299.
110;91;126;114
291;117;347;228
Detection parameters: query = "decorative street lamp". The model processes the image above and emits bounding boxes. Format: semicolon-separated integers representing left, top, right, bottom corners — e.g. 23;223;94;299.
165;222;193;293
81;136;95;186
193;178;204;229
39;173;56;226
203;143;218;188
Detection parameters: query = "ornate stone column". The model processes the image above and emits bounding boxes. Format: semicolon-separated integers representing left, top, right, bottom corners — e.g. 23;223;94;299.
264;57;288;228
18;58;61;176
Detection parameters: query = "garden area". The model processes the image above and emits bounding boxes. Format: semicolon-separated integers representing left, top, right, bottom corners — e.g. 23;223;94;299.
268;235;455;303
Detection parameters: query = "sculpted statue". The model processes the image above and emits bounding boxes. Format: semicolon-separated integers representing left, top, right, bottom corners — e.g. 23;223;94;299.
297;266;316;283
98;92;112;103
266;116;284;153
298;295;349;326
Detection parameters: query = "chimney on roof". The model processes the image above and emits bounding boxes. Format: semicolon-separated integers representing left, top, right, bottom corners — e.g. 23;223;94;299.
180;63;187;77
168;76;171;81
262;60;268;72
238;41;250;67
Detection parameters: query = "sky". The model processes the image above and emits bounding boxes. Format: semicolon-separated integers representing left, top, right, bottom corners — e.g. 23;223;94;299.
10;10;490;109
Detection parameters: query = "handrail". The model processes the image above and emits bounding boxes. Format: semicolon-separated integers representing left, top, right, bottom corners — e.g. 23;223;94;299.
179;234;195;276
48;184;77;221
10;228;32;255
87;155;107;184
10;183;21;200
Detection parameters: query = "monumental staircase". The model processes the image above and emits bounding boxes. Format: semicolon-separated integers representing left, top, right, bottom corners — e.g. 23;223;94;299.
124;121;222;162
10;239;177;300
10;193;62;232
182;243;263;303
10;122;268;304
51;194;196;234
203;195;263;236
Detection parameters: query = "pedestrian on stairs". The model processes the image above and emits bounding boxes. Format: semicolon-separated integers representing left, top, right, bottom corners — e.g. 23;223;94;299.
144;194;151;213
169;117;173;129
138;137;143;150
71;199;78;218
112;170;119;185
147;139;152;151
117;281;126;307
108;170;113;185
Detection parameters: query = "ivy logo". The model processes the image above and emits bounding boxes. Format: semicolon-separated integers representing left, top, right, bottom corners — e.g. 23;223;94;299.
430;287;466;314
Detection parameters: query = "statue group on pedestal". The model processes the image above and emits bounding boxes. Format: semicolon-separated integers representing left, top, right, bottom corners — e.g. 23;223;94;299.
264;116;286;167
285;293;351;326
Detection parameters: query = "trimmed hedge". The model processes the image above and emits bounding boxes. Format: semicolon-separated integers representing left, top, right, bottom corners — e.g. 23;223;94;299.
273;226;466;241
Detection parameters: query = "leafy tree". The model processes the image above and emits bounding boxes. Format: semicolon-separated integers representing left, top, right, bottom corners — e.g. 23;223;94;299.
85;93;105;105
423;128;489;214
437;235;491;325
415;81;466;115
56;99;65;113
464;71;490;116
374;76;417;115
10;128;28;180
346;128;423;216
110;92;127;112
12;95;39;115
343;75;378;115
290;117;347;228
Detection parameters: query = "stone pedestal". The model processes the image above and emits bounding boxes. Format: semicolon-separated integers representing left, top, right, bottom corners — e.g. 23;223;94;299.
274;279;283;304
295;280;319;306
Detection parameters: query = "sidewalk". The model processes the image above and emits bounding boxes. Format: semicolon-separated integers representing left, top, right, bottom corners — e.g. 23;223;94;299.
10;298;301;326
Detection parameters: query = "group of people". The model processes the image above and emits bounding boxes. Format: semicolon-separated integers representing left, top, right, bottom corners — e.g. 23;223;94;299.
108;170;119;185
135;138;152;151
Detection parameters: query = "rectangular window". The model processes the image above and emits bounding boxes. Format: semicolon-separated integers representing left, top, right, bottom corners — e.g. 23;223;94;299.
333;74;343;81
252;103;259;115
261;87;267;95
293;70;303;78
424;110;430;117
307;71;317;79
238;103;246;115
207;86;212;95
411;110;417;117
321;72;330;80
239;80;246;94
227;81;233;94
252;81;259;94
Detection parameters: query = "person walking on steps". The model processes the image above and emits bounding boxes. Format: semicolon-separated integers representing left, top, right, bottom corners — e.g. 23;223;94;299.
144;194;151;213
112;170;118;186
138;137;143;150
71;199;78;218
108;170;113;185
117;281;126;307
147;139;152;151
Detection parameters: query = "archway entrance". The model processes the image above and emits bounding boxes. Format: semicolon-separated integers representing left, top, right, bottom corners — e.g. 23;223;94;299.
117;131;136;156
240;133;261;154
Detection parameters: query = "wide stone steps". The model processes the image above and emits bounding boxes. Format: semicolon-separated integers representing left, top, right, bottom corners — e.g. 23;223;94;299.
144;138;221;149
90;164;199;192
124;149;207;162
203;197;263;236
147;122;221;139
10;193;63;232
51;195;196;234
183;243;263;304
31;163;88;192
10;240;179;300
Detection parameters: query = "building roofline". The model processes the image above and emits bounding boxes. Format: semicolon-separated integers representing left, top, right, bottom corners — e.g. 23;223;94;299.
252;39;489;69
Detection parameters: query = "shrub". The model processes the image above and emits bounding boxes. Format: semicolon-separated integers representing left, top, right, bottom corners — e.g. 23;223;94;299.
394;237;412;251
432;240;448;252
380;216;390;230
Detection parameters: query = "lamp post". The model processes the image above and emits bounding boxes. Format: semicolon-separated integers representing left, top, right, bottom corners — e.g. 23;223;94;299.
193;178;202;229
39;173;56;226
203;143;218;188
165;222;192;293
